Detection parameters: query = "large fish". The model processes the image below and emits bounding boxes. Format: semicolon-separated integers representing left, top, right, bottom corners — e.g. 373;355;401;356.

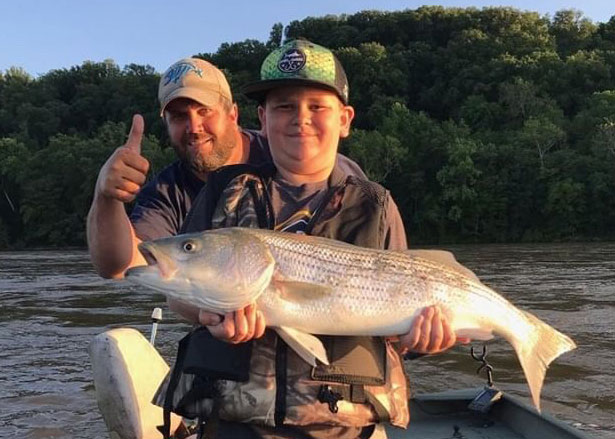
125;227;576;411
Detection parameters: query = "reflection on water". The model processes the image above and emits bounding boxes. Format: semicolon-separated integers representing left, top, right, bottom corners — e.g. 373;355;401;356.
1;243;614;438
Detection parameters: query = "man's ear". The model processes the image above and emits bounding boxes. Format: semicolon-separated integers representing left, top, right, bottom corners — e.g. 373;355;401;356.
339;105;355;138
257;106;267;136
229;103;239;123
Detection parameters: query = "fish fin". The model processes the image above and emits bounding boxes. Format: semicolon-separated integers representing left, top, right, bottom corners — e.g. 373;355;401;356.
272;275;333;302
403;249;480;282
455;328;494;341
510;310;576;412
274;326;330;366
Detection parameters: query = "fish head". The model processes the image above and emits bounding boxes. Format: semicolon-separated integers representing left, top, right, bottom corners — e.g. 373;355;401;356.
125;228;275;313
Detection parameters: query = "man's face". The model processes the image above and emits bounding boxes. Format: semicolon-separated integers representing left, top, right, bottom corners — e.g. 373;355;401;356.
164;98;239;180
258;86;354;183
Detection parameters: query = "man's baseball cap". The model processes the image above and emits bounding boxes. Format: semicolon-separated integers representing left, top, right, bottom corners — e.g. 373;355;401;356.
158;58;232;115
242;39;349;104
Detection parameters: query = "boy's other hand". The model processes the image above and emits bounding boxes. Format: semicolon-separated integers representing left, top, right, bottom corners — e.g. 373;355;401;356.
398;305;470;355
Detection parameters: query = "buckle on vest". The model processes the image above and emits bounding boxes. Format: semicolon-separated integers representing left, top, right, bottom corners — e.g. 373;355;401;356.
318;385;343;413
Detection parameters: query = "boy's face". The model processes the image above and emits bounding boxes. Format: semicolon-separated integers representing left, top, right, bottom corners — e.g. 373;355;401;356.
258;86;354;183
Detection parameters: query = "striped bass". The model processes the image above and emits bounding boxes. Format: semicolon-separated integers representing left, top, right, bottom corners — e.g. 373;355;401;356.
125;227;576;411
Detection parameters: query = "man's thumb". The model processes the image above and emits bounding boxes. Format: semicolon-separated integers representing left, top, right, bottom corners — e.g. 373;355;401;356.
125;114;144;154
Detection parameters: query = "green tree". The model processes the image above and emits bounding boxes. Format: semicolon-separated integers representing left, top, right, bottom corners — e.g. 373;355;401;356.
594;117;615;158
549;9;597;56
267;23;284;48
343;129;406;183
0;137;29;247
437;137;481;230
519;116;566;169
544;177;585;236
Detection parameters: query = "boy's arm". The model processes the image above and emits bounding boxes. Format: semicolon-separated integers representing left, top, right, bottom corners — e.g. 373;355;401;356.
383;196;408;250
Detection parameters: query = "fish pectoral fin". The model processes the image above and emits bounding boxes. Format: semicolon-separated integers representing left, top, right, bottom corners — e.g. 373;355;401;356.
274;326;330;366
402;249;481;282
272;275;332;302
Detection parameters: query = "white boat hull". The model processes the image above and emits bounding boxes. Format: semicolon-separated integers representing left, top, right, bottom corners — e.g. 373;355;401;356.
89;328;182;439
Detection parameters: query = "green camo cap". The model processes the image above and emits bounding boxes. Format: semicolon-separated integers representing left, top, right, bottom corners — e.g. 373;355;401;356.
243;39;349;104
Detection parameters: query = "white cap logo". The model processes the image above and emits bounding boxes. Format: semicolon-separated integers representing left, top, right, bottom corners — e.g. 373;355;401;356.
277;49;306;73
162;62;203;86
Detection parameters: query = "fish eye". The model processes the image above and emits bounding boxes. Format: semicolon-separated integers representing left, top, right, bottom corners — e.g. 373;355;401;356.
182;240;197;252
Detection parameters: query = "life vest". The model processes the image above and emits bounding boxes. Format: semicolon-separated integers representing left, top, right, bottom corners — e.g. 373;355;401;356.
156;164;409;435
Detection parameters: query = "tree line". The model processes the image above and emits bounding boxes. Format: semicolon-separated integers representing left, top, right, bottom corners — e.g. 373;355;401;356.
1;6;615;248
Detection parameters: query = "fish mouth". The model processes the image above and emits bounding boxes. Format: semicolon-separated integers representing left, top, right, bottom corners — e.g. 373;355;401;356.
135;242;178;280
125;264;155;278
139;245;158;266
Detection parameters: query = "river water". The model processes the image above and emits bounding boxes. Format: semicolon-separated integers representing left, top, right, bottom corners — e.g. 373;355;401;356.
0;243;614;438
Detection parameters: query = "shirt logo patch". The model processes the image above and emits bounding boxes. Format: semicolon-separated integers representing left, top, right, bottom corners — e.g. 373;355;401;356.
278;49;306;73
163;62;203;86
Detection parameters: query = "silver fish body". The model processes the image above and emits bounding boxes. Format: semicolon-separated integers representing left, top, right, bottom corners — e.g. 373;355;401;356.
126;227;576;411
254;231;514;339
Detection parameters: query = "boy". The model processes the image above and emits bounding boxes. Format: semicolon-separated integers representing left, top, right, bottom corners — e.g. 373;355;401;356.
161;40;460;439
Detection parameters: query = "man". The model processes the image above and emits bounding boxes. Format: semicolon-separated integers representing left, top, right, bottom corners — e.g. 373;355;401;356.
159;40;466;439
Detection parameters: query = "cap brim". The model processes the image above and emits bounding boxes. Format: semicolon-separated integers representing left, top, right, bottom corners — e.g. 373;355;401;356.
242;78;347;104
159;88;222;116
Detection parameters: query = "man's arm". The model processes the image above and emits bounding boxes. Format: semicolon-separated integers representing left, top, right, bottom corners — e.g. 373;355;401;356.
87;115;149;279
87;195;145;278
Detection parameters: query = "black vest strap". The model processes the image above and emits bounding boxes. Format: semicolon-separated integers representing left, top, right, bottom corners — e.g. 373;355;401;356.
274;338;288;426
159;330;192;439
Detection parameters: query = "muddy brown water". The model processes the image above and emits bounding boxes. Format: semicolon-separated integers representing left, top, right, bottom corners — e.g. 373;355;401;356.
0;242;613;438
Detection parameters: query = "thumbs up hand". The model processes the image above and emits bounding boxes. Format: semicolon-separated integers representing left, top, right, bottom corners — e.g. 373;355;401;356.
95;114;151;203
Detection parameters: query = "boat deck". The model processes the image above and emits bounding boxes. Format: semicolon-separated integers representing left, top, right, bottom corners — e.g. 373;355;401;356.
386;389;591;439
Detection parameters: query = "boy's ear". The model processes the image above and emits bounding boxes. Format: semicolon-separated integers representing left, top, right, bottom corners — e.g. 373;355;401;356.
257;105;267;135
339;105;355;138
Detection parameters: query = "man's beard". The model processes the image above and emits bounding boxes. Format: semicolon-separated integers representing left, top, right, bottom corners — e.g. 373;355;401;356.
173;125;237;178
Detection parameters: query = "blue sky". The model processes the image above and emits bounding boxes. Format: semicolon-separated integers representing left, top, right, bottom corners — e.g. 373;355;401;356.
1;0;612;76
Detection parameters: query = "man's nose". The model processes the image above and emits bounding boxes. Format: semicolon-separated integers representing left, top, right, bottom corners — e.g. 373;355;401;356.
186;112;203;133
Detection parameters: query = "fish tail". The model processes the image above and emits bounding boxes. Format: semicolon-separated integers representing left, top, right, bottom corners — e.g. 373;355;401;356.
510;310;576;412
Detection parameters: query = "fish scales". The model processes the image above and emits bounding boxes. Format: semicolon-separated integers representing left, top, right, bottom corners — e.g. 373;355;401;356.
249;230;519;339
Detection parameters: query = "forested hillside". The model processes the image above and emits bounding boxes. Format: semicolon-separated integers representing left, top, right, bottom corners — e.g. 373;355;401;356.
1;7;615;248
